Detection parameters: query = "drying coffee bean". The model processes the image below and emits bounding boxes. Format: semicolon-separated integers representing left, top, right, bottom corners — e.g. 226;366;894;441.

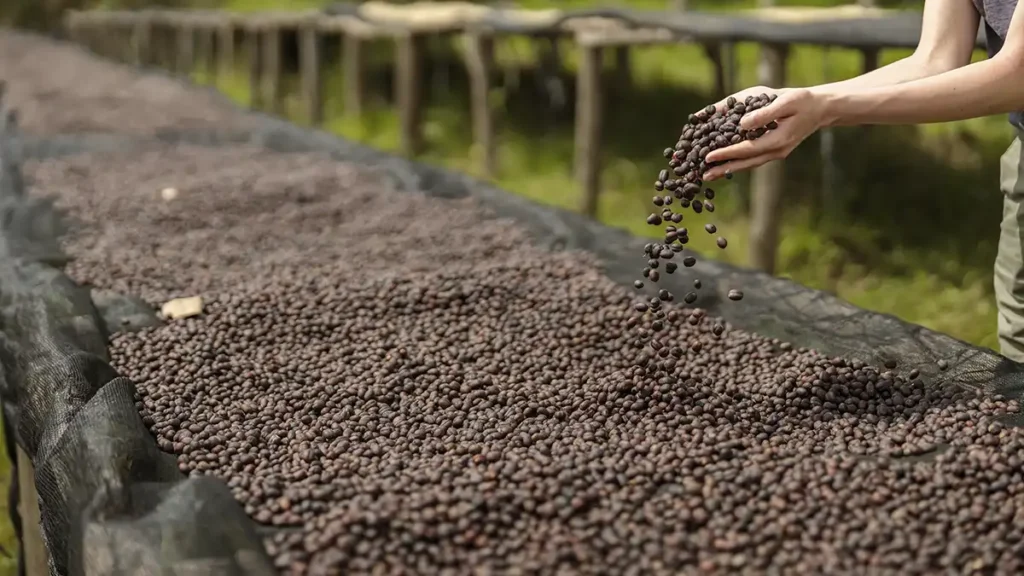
692;200;703;214
658;289;673;302
664;195;673;206
642;267;650;277
717;237;728;249
649;270;660;282
684;292;698;304
705;224;717;234
726;96;737;107
647;214;662;226
634;302;649;313
653;196;664;206
683;256;696;267
663;147;675;158
661;210;673;220
654;181;664;192
704;200;715;213
665;262;678;274
704;188;715;200
648;259;660;269
671;213;683;224
658;169;669;183
693;279;702;289
884;359;898;370
727;289;744;301
909;369;920;380
633;280;644;290
767;120;779;130
712;323;725;335
659;249;674;260
938;359;949;371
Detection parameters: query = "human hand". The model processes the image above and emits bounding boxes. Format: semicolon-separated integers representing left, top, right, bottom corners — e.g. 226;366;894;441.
702;86;790;116
702;88;831;182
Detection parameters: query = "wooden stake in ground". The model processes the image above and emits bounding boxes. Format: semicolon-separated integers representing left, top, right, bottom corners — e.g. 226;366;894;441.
342;34;366;120
463;32;496;178
574;44;603;218
748;42;788;274
395;33;426;157
300;22;324;126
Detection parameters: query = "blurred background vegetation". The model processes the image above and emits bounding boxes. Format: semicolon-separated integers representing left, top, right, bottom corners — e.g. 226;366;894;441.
1;0;1010;354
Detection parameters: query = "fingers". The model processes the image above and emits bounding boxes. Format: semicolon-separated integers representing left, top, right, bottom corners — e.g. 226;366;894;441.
705;128;786;165
739;95;792;130
702;152;781;181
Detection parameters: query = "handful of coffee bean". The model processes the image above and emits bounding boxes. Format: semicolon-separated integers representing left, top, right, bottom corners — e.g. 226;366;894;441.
630;93;780;360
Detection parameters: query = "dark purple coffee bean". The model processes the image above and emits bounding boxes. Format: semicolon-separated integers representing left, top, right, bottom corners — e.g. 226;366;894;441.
717;237;728;249
727;289;744;301
684;292;698;304
693;279;702;289
704;188;715;200
705;224;717;234
647;214;662;225
683;257;696;267
633;280;644;290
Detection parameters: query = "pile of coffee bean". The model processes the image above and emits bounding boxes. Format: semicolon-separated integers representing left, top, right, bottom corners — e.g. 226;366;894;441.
29;143;1024;575
632;94;779;358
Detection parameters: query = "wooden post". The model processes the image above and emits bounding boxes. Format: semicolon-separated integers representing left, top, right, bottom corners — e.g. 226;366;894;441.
300;22;324;126
613;46;632;95
130;17;152;67
722;41;735;97
17;447;47;576
218;22;236;79
197;25;215;78
464;32;497;178
342;34;366;119
247;28;263;110
574;44;604;218
175;23;195;76
861;47;880;73
703;42;727;100
262;25;283;115
395;33;426;156
748;42;788;274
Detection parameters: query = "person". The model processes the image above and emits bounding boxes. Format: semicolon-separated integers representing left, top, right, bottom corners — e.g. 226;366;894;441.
703;0;1024;361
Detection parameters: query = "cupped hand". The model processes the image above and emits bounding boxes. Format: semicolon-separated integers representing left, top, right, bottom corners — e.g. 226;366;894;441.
703;86;790;115
702;88;830;182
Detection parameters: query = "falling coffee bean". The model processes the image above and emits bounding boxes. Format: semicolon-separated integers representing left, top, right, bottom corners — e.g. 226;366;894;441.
727;289;744;301
717;237;728;249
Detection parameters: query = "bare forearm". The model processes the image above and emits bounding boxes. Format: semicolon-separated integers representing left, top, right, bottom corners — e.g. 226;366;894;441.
818;54;1024;127
815;54;945;93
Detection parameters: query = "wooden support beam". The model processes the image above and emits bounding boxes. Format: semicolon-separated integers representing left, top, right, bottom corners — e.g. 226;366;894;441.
612;46;632;98
197;25;215;77
218;23;236;79
262;26;284;115
300;23;324;126
464;32;497;178
395;33;426;157
246;29;263;110
748;42;788;274
342;34;366;120
130;17;152;67
574;44;604;218
176;24;195;76
722;41;736;97
17;447;47;576
703;42;727;100
861;46;880;73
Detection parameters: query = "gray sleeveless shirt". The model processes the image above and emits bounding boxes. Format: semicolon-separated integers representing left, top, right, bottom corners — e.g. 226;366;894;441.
972;0;1021;128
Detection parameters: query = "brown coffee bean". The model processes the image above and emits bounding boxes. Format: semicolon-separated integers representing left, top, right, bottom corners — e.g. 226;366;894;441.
717;237;728;249
727;289;744;301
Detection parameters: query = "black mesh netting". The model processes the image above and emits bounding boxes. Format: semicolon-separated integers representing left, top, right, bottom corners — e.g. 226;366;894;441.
0;28;1023;576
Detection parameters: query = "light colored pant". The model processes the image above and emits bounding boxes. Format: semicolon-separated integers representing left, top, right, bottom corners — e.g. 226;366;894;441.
995;132;1024;361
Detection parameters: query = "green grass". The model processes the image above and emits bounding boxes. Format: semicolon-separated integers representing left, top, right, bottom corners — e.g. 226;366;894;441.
0;423;17;576
188;15;1012;352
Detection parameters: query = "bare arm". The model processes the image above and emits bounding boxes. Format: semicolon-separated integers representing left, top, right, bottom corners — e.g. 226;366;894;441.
816;1;1024;126
816;0;981;92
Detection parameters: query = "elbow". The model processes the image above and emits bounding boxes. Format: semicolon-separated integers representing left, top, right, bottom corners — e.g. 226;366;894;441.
911;45;974;76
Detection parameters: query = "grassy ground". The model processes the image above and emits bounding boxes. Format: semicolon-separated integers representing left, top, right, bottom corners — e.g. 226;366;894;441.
190;1;1010;351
